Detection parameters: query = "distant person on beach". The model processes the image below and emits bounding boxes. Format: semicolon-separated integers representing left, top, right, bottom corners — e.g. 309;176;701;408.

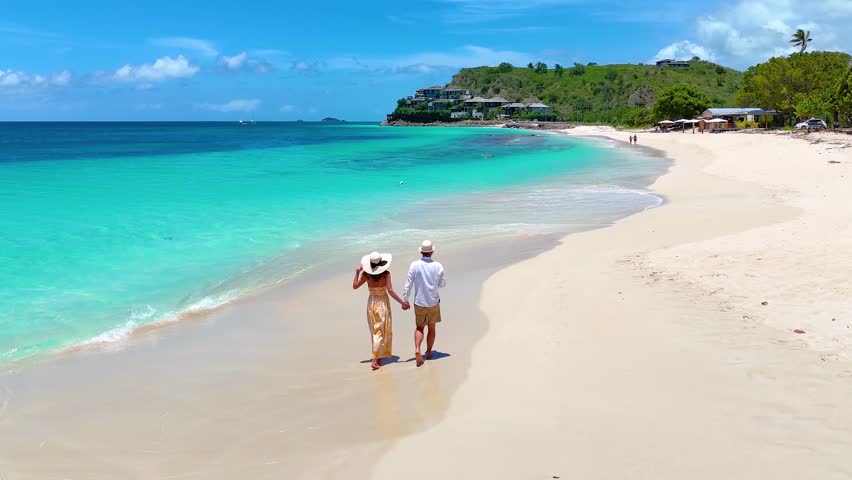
353;252;409;370
633;134;638;144
629;135;633;144
403;240;446;366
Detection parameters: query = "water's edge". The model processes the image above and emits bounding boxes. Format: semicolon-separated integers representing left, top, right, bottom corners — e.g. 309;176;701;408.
1;130;670;368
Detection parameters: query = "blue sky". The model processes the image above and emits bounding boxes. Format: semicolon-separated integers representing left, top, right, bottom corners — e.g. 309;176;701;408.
2;0;850;121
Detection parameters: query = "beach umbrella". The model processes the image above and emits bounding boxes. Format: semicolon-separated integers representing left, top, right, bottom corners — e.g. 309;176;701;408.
657;120;676;124
681;118;699;133
673;119;689;133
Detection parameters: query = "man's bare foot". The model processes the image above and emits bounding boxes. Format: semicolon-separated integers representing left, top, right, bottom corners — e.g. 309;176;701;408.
371;360;381;370
425;350;433;360
415;353;424;366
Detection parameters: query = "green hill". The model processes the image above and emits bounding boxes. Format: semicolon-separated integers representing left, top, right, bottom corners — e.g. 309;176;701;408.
449;60;742;124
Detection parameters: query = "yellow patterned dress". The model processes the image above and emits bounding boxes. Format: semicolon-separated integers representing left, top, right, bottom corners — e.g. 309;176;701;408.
367;286;393;360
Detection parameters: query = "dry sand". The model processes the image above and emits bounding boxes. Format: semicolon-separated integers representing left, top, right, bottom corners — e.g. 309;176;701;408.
371;127;852;479
3;127;852;479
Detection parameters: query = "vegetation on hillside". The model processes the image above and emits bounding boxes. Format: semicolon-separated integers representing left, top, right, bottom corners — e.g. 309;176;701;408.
388;29;852;128
737;51;852;126
836;66;852;126
449;58;741;125
651;84;711;121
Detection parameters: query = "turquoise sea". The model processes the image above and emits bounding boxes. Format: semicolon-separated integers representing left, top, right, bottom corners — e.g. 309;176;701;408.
0;122;666;362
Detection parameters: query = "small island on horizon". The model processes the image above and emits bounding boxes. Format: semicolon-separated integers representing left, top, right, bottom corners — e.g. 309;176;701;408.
320;117;346;123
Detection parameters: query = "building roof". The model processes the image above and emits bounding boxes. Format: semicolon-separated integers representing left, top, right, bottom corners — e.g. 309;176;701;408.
429;99;453;103
527;102;549;108
702;107;773;116
656;59;690;66
465;96;510;104
421;85;443;90
505;102;527;108
443;87;463;91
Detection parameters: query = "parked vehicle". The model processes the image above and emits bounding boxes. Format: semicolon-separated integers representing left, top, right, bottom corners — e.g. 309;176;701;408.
795;118;828;130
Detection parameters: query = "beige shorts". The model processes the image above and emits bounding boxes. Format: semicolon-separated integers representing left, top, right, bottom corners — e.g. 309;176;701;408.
414;303;442;328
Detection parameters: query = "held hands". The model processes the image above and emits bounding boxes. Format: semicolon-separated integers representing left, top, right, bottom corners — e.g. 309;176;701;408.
401;301;411;311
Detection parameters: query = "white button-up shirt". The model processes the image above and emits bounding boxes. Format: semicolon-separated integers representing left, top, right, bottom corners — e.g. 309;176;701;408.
402;257;446;308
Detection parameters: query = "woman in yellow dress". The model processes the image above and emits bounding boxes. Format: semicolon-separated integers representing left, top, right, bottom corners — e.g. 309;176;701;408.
352;252;409;370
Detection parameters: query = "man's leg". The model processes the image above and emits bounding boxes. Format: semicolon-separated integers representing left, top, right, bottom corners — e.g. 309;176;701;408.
414;325;426;366
425;323;436;359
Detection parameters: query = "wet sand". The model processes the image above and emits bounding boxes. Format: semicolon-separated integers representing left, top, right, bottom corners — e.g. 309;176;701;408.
0;233;567;479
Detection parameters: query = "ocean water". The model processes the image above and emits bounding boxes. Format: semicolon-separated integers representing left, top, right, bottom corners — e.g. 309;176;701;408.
0;122;667;362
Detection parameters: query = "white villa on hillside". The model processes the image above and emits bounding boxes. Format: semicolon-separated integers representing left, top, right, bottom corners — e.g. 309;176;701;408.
400;84;551;119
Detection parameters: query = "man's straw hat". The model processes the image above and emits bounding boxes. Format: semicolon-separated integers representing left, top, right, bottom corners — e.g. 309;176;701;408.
420;240;435;254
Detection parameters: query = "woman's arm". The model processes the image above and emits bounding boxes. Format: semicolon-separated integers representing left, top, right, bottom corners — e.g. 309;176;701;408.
352;265;367;290
385;272;409;308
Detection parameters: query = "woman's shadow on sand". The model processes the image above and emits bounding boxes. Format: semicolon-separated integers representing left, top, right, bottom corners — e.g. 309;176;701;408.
359;351;451;365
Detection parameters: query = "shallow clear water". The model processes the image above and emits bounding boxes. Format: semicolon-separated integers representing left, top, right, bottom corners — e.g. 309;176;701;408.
0;122;666;362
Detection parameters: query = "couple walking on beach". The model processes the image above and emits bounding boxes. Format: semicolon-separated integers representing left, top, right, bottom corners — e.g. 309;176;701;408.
352;240;446;370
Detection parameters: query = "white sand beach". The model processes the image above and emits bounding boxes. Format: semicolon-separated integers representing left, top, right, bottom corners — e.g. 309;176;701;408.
2;127;852;479
371;128;852;479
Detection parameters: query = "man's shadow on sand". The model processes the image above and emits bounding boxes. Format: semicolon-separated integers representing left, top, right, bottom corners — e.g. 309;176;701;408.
359;351;451;365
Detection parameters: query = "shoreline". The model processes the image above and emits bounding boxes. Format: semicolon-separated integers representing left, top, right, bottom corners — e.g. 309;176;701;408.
1;129;665;369
371;126;852;479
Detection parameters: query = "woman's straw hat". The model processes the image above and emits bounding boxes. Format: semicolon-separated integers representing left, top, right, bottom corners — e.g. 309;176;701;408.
361;251;393;275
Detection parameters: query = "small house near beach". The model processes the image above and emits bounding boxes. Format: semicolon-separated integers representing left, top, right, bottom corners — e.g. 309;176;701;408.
700;107;778;130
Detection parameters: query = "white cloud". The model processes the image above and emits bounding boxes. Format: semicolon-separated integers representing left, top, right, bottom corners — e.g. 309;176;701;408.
199;99;261;112
386;15;416;25
151;37;218;57
279;104;297;112
0;22;60;38
219;51;248;70
327;45;543;74
50;70;71;86
292;61;315;72
650;41;716;63
436;0;583;23
218;52;274;73
0;67;71;93
250;49;289;57
112;55;198;82
0;70;25;87
653;0;852;68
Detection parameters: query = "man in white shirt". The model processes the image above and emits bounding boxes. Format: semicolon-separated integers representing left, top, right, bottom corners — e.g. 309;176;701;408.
402;240;446;366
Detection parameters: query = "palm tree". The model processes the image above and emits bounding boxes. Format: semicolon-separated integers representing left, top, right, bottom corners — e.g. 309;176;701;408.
790;29;812;53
